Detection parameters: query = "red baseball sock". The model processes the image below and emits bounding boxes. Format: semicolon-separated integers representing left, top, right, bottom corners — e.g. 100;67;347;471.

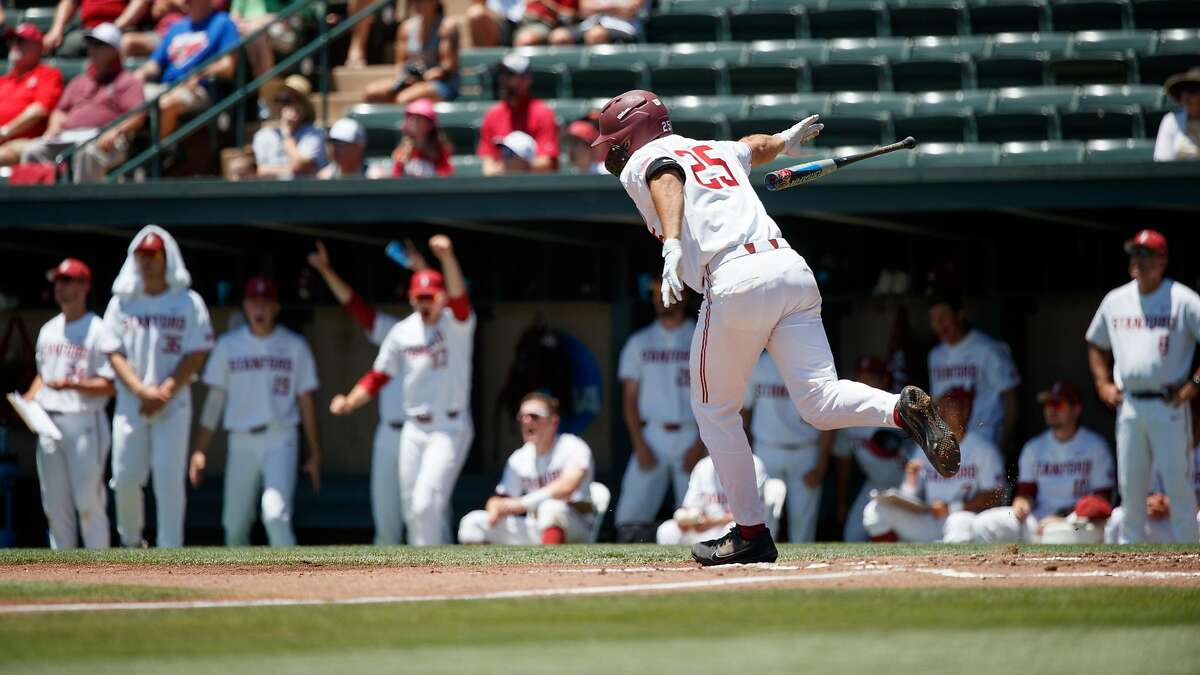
738;524;766;539
541;526;565;545
871;532;899;542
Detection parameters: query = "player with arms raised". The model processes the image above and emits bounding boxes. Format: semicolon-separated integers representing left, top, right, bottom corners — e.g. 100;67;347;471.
592;89;960;565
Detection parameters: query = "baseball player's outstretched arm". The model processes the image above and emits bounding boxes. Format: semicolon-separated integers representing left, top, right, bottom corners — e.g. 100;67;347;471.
308;241;354;305
298;392;322;491
740;115;824;166
429;235;466;299
1087;343;1122;408
330;373;386;415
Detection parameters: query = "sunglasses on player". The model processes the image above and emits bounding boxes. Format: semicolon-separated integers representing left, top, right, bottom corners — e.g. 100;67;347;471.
517;411;549;423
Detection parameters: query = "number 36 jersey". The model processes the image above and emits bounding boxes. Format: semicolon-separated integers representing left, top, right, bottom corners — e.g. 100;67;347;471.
619;134;782;293
202;325;318;432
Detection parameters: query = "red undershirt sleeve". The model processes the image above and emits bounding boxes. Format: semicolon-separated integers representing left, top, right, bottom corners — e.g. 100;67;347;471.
1016;482;1038;499
447;294;472;322
356;369;392;395
343;290;377;331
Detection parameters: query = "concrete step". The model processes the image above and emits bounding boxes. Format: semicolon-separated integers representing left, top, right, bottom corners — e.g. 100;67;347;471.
309;91;363;122
332;65;393;95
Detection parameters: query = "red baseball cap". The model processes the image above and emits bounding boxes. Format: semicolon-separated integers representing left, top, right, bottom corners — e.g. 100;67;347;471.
1037;380;1081;406
46;258;92;283
409;269;445;298
1073;495;1113;520
567;120;599;145
135;232;166;253
854;356;887;377
1124;229;1167;256
5;23;45;45
244;276;279;301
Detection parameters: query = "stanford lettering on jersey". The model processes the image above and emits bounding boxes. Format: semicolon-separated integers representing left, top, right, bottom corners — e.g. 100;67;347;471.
123;314;187;330
39;342;88;360
928;465;977;483
404;331;445;357
705;492;729;506
1037;460;1093;477
228;356;294;372
520;469;563;493
642;349;689;364
1110;315;1177;330
931;364;978;380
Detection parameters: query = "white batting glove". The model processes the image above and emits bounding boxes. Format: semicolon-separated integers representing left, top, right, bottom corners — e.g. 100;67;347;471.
660;238;684;307
774;115;824;157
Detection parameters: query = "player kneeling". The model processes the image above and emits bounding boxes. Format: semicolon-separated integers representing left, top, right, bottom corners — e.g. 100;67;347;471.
656;454;767;546
459;393;595;545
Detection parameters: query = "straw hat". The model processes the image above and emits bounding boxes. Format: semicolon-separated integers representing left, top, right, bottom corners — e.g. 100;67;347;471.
261;74;314;118
1164;67;1200;104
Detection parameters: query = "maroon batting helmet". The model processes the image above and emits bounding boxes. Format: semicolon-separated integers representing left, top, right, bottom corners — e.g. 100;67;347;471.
592;90;673;173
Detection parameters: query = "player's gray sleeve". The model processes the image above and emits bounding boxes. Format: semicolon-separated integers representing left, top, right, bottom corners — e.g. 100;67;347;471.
1016;440;1037;484
99;297;125;354
297;340;319;393
1084;297;1111;348
185;291;215;353
199;386;226;430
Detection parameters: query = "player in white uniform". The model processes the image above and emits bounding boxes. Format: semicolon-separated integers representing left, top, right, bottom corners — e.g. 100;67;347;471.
833;357;907;542
459;393;595;544
187;277;322;546
101;226;213;548
743;351;830;542
1086;229;1200;544
1105;445;1200;544
592;89;959;564
968;381;1114;543
613;280;703;541
657;454;768;546
307;241;407;545
21;259;115;549
330;235;474;545
927;291;1021;449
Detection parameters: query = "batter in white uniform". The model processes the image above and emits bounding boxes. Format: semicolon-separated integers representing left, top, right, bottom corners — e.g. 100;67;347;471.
1087;229;1200;544
101;226;213;548
657;454;768;546
459;393;595;545
743;351;829;543
188;277;322;546
593;89;959;564
331;235;474;546
613;280;702;539
22;259;115;549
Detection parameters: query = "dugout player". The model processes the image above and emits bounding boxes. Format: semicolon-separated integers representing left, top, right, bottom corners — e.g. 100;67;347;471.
458;393;595;545
593;89;959;564
1087;229;1200;544
188;277;321;546
656;454;767;546
330;235;474;545
22;258;116;549
102;226;213;548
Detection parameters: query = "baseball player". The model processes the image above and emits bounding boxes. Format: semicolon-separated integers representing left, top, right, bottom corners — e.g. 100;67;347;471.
458;393;595;545
330;235;474;546
1087;229;1200;544
592;89;959;564
187;277;321;546
657;454;768;546
967;380;1114;543
613;279;703;541
927;290;1021;450
307;240;408;545
21;259;115;549
1105;445;1200;544
101;226;213;548
833;357;907;542
742;351;831;543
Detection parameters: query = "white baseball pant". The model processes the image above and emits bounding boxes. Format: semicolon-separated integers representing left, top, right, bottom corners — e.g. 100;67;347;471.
692;247;900;527
35;411;111;549
755;443;821;542
1115;398;1199;543
655;519;733;545
968;506;1039;543
400;414;473;545
222;426;299;547
1103;506;1181;544
458;500;593;544
862;497;976;543
110;402;192;548
614;423;698;525
844;480;897;542
370;422;404;545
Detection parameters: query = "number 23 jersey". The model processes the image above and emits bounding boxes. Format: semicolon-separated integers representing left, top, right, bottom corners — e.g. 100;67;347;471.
202;325;319;432
619;134;782;293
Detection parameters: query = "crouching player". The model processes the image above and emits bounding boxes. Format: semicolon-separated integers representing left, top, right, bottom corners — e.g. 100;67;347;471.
657;454;768;546
458;393;595;544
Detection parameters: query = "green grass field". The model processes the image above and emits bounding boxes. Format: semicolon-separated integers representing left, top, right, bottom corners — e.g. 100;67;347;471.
1;544;1198;675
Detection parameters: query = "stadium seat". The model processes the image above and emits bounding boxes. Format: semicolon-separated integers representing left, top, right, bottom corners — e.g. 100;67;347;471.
807;0;886;39
1137;30;1200;85
1131;0;1200;30
519;48;586;100
908;35;991;59
347;105;406;155
19;7;56;32
967;0;1050;34
1076;83;1162;108
728;40;824;95
1069;30;1155;56
913;141;1000;166
431;103;487;154
895;108;975;142
912;89;996;113
645;9;730;43
571;46;665;100
889;0;968;37
667;94;745;140
994;85;1077;110
650;43;745;97
451;155;484;177
1049;0;1132;32
1141;107;1174;139
990;31;1073;57
977;88;1065;140
1049;52;1131;84
975;54;1049;87
822;92;907;146
831;91;912;116
729;0;807;42
811;59;888;92
1060;105;1142;139
892;57;971;91
827;37;909;62
1083;137;1154;161
545;99;593;125
730;93;830;138
998;139;1085;163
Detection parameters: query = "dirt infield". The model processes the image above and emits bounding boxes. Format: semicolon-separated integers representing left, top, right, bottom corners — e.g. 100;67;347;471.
3;549;1199;606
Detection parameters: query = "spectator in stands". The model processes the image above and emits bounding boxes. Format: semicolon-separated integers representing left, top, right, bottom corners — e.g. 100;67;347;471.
564;118;605;174
318;118;368;179
135;0;240;140
477;54;558;175
466;0;525;48
1155;68;1200;162
224;148;255;180
231;0;295;79
0;24;64;167
391;98;453;177
43;0;149;57
363;0;461;105
121;0;187;58
512;0;576;47
252;74;326;179
495;130;535;174
552;0;642;45
21;24;144;183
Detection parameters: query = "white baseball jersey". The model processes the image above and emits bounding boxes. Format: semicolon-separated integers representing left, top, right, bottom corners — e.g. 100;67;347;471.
202;326;319;432
1086;279;1200;392
1017;427;1114;520
34;312;115;414
744;353;820;447
832;426;907;487
495;433;594;504
909;433;1006;506
617;319;695;423
373;305;475;417
366;310;405;422
100;290;214;416
928;329;1020;444
681;455;767;518
619;134;781;292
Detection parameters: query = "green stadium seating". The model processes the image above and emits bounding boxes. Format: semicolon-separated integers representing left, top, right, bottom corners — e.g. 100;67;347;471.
976;54;1049;87
908;35;990;59
811;59;889;92
668;95;751;118
1069;29;1156;55
571;46;665;99
729;0;806;42
1141;106;1175;138
831;91;912;116
827;37;909;62
900;91;985;142
650;43;745;96
967;0;1050;35
668;96;743;138
1137;30;1200;84
1076;83;1162;108
545;99;594;124
347;105;404;155
994;85;1078;109
977;88;1068;140
830;144;914;167
645;10;730;43
893;56;971;91
19;7;57;32
913;141;1000;166
990;31;1072;56
1049;0;1132;32
807;1;886;39
1060;105;1142;139
1049;52;1131;84
823;92;905;146
1083;137;1154;161
729;93;829;138
728;40;822;95
998;140;1085;163
434;106;486;155
912;89;996;113
451;155;484;176
889;0;968;37
1132;0;1200;30
44;59;88;81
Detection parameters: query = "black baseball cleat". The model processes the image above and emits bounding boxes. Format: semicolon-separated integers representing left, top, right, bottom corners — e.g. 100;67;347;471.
691;527;778;566
895;385;960;477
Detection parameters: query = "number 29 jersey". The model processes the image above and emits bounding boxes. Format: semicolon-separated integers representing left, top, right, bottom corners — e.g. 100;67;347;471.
619;134;783;294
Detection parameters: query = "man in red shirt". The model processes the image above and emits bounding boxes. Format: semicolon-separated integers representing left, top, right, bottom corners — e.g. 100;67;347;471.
43;0;148;57
476;53;559;175
0;24;64;167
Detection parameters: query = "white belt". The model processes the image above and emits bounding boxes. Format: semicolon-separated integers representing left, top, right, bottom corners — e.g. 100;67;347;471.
706;237;790;274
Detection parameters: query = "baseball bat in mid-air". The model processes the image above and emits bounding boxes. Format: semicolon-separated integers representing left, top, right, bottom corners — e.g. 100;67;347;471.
764;136;917;191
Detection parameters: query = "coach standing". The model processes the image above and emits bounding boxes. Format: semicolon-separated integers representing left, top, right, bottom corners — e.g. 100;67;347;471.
1086;229;1200;544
